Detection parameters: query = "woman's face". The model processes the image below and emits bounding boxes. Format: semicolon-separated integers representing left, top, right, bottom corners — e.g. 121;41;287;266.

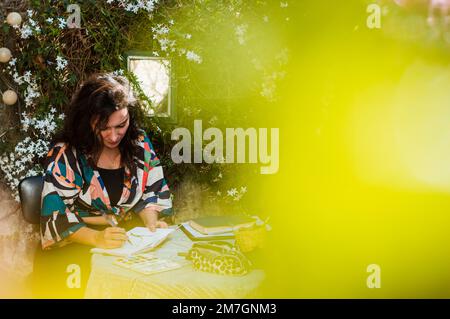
96;108;130;149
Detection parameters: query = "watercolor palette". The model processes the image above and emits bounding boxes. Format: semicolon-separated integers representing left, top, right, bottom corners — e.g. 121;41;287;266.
114;253;182;275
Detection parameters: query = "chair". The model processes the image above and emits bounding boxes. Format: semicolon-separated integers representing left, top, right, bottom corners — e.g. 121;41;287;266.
18;175;44;224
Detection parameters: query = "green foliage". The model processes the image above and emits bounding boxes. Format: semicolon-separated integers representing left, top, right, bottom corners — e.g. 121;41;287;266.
0;0;289;207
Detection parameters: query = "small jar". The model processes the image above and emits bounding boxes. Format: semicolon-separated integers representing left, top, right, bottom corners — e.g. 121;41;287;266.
234;225;266;253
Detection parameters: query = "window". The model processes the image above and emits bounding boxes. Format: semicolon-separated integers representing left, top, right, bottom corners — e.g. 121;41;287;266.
126;52;175;120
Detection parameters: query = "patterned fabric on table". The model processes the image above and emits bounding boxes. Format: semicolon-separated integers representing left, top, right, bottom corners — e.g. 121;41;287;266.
40;130;172;250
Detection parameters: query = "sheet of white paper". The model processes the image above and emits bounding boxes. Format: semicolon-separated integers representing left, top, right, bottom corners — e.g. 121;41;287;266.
90;227;174;257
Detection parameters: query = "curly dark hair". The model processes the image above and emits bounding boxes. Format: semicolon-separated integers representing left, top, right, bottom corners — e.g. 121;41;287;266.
53;73;143;175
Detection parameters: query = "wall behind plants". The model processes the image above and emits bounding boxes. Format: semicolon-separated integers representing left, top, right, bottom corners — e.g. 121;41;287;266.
0;0;289;217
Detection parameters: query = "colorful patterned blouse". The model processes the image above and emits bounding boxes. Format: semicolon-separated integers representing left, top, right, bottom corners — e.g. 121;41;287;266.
40;131;172;250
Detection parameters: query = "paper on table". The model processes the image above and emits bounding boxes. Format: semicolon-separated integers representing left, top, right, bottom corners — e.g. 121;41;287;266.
90;227;175;257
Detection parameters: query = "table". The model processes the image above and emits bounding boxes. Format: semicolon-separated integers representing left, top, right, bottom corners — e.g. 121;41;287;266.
84;226;265;298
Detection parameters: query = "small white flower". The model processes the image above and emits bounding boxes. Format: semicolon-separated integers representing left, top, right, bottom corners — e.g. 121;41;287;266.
113;69;124;76
185;34;192;40
152;24;169;35
13;72;23;85
186;50;202;64
125;4;138;13
46;17;54;24
20;25;33;39
29;19;37;28
227;188;238;197
57;17;67;29
55;56;68;71
159;38;169;51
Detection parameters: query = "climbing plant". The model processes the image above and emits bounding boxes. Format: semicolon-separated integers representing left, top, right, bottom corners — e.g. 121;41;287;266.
0;0;290;208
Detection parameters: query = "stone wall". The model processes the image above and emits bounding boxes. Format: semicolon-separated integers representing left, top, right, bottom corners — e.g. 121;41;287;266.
172;177;222;223
0;183;39;297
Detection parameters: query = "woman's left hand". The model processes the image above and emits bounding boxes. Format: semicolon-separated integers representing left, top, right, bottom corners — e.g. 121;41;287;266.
139;208;168;232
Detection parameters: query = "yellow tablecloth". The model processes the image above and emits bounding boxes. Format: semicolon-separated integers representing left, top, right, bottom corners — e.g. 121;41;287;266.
84;227;265;298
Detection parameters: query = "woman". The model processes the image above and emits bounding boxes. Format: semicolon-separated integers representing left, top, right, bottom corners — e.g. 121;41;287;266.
33;73;173;298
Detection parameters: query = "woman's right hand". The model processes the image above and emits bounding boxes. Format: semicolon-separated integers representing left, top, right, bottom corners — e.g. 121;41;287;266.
94;227;128;249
